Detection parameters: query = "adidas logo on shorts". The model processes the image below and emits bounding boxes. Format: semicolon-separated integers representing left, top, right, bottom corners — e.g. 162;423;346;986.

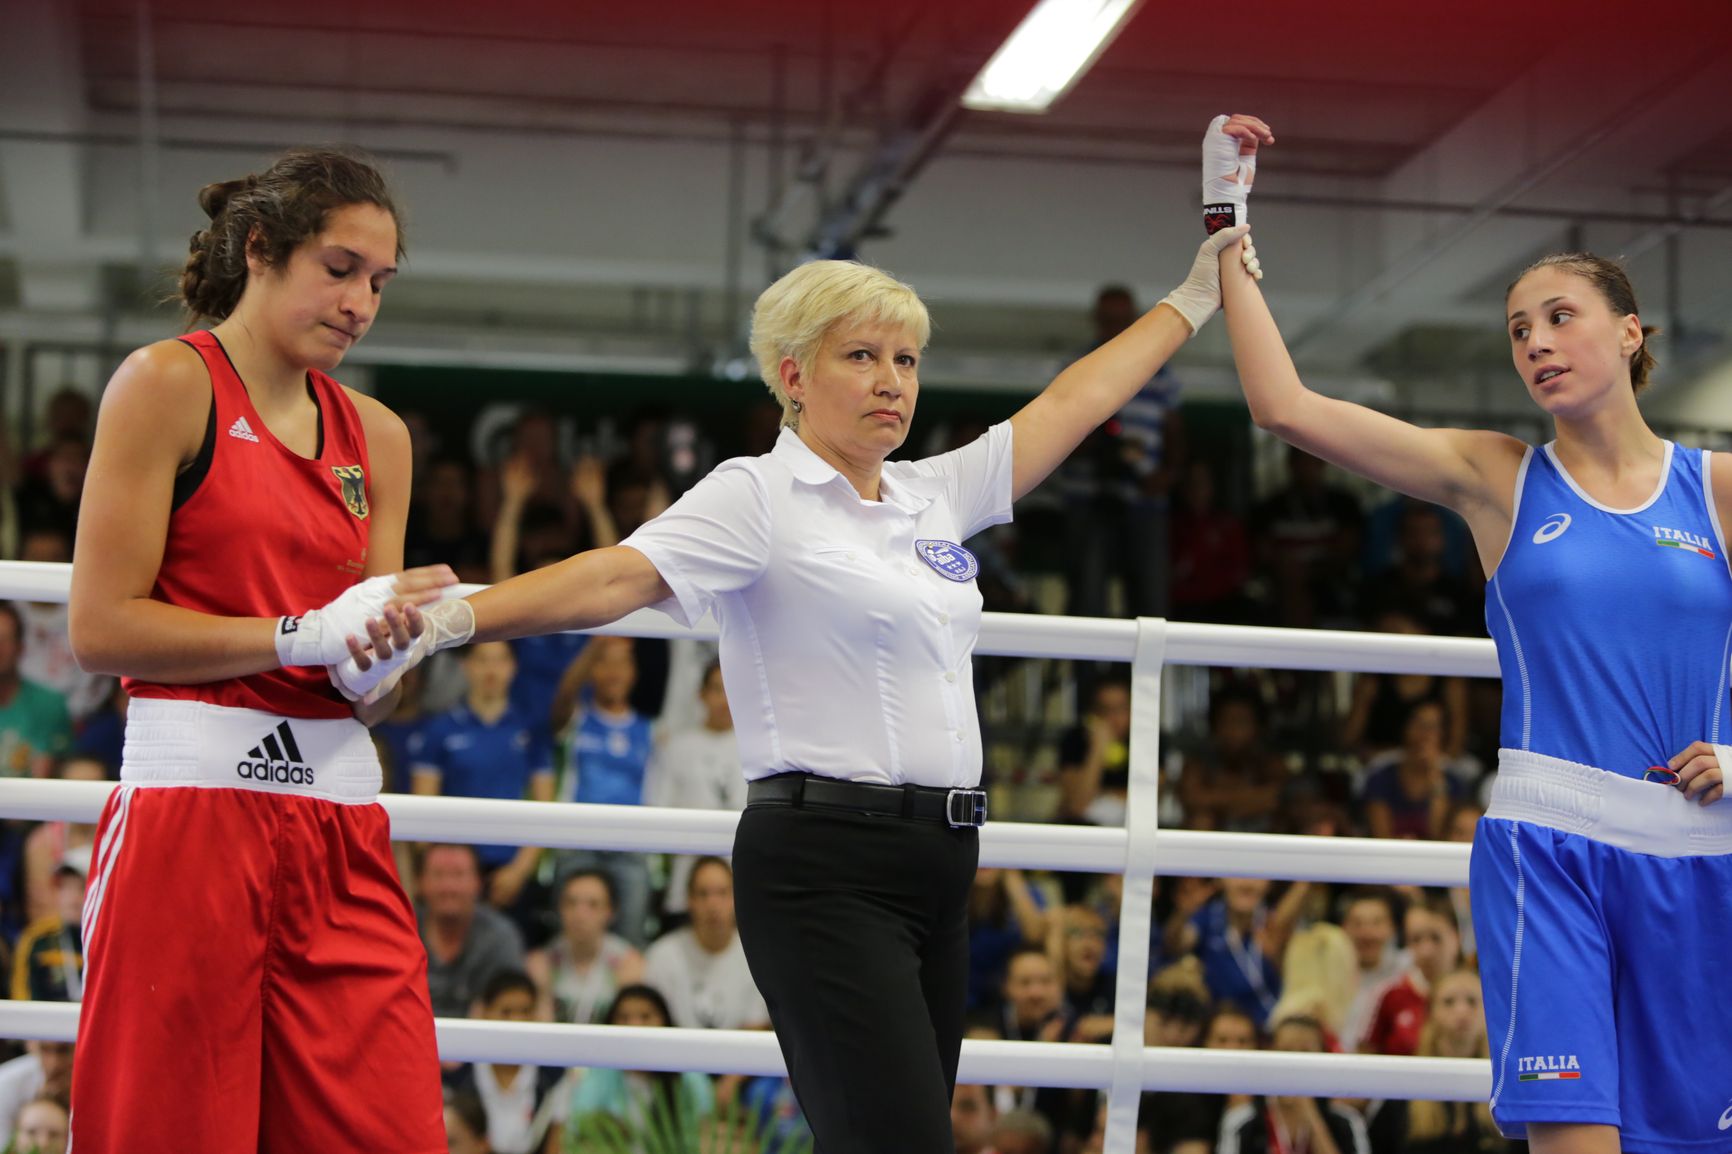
228;416;260;442
236;720;316;786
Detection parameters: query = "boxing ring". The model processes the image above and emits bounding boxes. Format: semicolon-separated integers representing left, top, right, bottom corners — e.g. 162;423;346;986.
0;561;1498;1152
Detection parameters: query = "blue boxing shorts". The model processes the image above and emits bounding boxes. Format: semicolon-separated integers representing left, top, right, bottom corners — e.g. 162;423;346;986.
1472;749;1732;1154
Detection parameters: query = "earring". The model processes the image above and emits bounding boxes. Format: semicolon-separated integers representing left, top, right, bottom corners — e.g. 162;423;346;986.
791;398;804;413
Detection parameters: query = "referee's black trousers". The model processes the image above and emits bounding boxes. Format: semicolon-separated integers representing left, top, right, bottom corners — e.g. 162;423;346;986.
732;801;979;1154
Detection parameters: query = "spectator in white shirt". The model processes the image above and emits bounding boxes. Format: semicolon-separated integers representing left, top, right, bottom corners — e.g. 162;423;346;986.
643;857;768;1031
339;180;1269;1153
526;869;644;1025
646;660;745;916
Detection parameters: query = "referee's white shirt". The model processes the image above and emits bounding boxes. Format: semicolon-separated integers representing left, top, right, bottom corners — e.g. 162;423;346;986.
621;422;1014;788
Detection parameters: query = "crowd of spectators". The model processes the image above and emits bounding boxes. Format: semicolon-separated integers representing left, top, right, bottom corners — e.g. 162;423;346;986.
0;287;1520;1154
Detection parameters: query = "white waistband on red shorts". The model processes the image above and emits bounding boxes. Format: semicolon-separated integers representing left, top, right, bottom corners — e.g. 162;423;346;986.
1486;747;1732;857
121;698;381;804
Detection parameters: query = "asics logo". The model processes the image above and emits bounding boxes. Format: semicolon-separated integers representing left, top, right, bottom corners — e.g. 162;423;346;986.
1533;514;1572;544
1719;1101;1732;1131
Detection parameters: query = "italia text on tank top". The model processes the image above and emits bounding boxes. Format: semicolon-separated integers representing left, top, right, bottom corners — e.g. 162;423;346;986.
125;330;373;719
1486;442;1732;776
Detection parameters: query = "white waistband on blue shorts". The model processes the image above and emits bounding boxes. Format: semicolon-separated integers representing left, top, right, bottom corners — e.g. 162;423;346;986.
1486;748;1732;857
121;698;382;804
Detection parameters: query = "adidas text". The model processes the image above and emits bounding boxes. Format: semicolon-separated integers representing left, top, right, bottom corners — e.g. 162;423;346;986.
236;721;314;786
236;760;316;786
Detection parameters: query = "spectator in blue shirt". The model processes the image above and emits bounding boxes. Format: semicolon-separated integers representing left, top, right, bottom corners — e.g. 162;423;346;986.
1165;878;1303;1026
410;643;555;913
550;637;655;946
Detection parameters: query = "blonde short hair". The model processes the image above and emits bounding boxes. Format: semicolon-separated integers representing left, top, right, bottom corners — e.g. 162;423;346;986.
749;259;931;428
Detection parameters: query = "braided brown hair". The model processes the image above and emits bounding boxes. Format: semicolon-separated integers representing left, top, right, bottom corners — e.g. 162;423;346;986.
179;148;403;324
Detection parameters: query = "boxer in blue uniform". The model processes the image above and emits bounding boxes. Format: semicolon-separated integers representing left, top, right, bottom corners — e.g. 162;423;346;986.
1210;107;1732;1154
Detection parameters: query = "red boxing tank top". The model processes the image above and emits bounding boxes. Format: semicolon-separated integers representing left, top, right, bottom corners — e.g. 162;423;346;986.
125;331;373;718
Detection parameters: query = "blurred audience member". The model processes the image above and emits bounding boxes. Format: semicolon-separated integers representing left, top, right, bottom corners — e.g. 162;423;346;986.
417;844;527;1020
404;454;490;582
444;970;568;1154
14;436;87;542
0;604;71;779
1056;678;1132;829
0;1041;73;1139
953;1082;998;1154
1145;959;1213;1048
1363;969;1506;1154
645;660;744;918
1341;610;1468;763
411;643;554;918
552;637;655;946
1166;878;1302;1025
1178;690;1285;833
1169;460;1251;624
12;1096;69;1154
445;1090;493;1154
527;870;644;1025
968;867;1051;1011
1250;447;1363;630
641;858;768;1030
1269;922;1356;1048
15;526;111;722
1360;701;1466;841
1338;889;1408;1052
1058;287;1185;620
991;1108;1055;1154
1217;1016;1371;1154
566;985;713;1136
1362;894;1462;1057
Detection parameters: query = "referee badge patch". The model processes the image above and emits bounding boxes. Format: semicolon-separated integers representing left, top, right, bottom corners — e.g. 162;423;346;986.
331;465;369;519
915;539;979;582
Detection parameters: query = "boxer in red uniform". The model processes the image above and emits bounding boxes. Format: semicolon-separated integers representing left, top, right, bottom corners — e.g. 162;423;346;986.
66;149;455;1152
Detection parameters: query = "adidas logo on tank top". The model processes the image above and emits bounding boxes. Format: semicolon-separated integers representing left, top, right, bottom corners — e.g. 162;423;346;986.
235;720;315;786
228;416;260;442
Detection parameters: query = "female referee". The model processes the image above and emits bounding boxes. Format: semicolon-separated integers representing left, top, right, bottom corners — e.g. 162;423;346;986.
336;117;1274;1154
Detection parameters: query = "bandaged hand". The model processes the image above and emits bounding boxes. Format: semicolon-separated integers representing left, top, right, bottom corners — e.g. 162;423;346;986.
1202;113;1273;234
1160;225;1259;336
274;566;457;668
329;596;476;705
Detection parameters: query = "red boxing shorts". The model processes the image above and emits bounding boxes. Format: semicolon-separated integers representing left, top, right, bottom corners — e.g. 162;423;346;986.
69;699;443;1153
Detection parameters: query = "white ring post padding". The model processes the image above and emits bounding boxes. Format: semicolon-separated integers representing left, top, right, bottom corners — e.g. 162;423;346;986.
1105;617;1169;1152
0;779;1473;884
0;1000;1490;1099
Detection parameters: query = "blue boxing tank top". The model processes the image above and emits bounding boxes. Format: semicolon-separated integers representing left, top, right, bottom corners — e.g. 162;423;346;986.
1486;441;1732;778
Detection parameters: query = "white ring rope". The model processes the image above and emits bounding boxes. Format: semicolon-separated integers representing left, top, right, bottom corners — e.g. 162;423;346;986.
0;561;1496;1110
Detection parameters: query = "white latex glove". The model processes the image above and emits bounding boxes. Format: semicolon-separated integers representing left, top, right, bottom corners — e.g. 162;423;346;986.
1159;225;1259;336
329;597;476;705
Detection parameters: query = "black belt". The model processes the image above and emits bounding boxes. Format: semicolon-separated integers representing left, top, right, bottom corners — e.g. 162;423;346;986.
747;773;988;828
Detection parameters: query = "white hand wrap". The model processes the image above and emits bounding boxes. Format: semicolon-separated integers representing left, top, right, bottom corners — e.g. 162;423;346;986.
1202;113;1256;233
275;575;402;668
1714;744;1732;779
1160;225;1254;336
328;597;476;705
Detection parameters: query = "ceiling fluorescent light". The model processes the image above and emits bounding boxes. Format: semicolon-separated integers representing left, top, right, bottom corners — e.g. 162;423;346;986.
963;0;1143;114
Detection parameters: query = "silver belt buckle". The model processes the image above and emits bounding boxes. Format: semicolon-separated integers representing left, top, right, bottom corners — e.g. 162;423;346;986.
946;789;988;828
